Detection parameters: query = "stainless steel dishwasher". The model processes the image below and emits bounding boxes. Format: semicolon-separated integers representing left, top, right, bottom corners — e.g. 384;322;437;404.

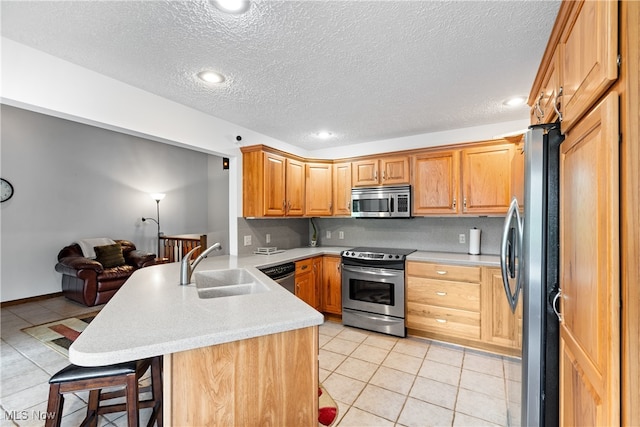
259;262;296;294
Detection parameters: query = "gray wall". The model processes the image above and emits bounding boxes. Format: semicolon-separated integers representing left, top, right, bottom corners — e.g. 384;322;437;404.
0;105;229;302
237;216;504;256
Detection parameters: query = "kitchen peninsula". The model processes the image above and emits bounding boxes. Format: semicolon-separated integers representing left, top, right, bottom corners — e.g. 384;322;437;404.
69;248;335;426
69;246;501;424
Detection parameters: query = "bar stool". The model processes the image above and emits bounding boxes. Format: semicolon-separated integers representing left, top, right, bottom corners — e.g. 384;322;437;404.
45;356;162;427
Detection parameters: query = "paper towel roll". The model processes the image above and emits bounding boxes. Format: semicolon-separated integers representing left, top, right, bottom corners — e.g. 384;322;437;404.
469;228;481;255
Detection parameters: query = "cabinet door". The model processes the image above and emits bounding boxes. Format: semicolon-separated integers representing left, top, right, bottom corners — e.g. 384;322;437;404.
333;162;352;216
305;163;332;216
560;0;618;131
312;257;322;311
530;47;561;125
322;256;342;315
263;152;287;216
295;258;319;310
352;159;379;187
285;158;305;216
461;144;515;214
482;268;521;350
412;150;460;215
380;156;410;185
559;93;619;426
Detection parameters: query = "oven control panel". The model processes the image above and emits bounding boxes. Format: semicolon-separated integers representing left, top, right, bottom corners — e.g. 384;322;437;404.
342;251;403;260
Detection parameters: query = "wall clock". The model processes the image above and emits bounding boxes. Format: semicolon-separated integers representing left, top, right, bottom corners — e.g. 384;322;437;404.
1;178;14;202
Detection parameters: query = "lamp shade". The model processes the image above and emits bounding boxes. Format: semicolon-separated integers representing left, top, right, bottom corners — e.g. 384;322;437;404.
150;193;166;202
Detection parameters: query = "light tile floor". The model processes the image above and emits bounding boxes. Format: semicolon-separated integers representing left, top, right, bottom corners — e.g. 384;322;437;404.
1;296;521;426
318;322;521;427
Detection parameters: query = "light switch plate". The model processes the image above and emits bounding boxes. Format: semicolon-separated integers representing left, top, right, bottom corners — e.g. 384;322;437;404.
244;235;252;246
326;231;331;239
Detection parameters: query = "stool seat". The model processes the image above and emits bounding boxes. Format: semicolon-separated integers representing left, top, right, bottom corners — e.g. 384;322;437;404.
45;356;162;427
49;361;137;384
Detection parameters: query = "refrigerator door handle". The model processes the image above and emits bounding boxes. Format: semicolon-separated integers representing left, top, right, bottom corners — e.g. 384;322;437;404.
500;198;522;312
552;290;563;322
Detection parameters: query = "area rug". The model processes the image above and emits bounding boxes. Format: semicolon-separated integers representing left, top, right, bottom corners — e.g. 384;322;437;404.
319;384;338;426
21;312;99;358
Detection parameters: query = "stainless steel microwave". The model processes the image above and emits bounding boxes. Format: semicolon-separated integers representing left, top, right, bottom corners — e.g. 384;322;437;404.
351;185;412;218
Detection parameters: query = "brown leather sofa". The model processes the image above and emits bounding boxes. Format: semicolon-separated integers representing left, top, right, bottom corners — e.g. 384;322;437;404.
55;240;156;306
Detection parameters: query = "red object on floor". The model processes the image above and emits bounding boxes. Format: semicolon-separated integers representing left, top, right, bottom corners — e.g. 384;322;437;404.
319;407;337;426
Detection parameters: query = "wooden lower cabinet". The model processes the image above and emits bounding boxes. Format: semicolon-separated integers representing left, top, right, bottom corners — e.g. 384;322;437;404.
164;326;318;426
406;261;521;356
482;267;522;350
321;255;342;315
295;257;321;310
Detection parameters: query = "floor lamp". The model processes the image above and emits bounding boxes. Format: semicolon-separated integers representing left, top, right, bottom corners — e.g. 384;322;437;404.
142;193;165;258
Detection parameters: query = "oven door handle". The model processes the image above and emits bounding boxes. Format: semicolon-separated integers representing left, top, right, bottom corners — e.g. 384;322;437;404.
342;264;401;277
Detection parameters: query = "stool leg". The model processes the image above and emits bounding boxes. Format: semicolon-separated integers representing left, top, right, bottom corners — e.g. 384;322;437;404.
125;372;139;427
45;383;63;427
149;356;163;427
86;389;100;427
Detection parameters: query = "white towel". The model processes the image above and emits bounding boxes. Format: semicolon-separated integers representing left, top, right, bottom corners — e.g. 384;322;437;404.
75;238;116;259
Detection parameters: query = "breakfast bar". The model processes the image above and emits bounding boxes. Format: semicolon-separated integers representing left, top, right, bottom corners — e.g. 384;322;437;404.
69;250;328;425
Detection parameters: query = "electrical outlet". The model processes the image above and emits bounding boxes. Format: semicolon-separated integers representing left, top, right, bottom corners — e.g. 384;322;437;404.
339;231;344;240
266;234;271;244
244;235;252;246
459;234;466;244
326;230;332;239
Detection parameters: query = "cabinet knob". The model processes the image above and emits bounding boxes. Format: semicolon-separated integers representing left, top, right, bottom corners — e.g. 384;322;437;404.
452;198;456;210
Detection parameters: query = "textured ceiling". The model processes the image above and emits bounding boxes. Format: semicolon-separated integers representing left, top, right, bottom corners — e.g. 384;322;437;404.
1;1;560;150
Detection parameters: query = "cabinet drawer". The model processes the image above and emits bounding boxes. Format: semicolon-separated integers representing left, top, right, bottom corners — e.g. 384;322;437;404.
407;277;480;312
407;262;481;282
295;258;313;275
406;303;480;340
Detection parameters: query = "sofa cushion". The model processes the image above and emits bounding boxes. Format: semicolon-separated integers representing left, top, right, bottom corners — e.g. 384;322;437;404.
94;243;126;268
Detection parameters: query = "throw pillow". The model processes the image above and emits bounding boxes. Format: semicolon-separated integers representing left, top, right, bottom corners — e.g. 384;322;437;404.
94;243;126;268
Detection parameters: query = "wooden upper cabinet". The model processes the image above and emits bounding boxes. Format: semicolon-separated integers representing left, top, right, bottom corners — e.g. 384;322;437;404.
559;0;618;131
530;47;561;125
305;162;332;216
380;156;410;185
352;156;409;187
352;158;379;187
241;147;305;217
412;150;460;215
333;162;352;216
285;158;305;216
461;144;515;214
263;152;287;216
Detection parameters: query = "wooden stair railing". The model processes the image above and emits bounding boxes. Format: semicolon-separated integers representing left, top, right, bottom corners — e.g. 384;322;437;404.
159;234;207;263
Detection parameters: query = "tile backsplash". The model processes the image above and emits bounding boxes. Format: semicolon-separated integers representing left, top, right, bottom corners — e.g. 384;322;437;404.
238;216;504;255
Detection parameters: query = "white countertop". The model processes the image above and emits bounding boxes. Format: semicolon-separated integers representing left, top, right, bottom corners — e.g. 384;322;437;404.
69;246;499;366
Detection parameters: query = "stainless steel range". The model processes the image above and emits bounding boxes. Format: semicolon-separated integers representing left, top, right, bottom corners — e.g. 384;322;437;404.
341;247;416;337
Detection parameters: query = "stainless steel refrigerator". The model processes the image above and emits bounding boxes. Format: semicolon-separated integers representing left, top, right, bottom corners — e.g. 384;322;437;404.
500;123;562;426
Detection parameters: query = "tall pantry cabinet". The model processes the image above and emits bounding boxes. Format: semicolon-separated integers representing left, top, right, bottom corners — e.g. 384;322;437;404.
529;1;639;425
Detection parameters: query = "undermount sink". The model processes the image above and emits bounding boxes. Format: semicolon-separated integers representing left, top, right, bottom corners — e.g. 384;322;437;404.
194;268;270;299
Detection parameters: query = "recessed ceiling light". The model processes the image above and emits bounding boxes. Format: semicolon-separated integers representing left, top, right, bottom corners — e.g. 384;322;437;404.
503;96;527;107
213;0;250;14
197;70;225;84
315;131;333;139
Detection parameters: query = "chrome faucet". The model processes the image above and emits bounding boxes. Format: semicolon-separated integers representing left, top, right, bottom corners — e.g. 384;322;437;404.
180;242;222;285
